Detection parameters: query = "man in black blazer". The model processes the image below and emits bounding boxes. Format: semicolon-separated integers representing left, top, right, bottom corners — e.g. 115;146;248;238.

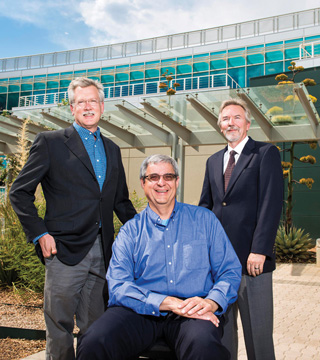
9;77;136;360
199;98;283;360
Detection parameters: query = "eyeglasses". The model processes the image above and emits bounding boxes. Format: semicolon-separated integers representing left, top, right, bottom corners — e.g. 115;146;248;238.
144;173;177;182
73;99;101;108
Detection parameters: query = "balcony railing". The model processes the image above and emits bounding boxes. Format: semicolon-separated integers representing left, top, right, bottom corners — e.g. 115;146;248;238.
2;8;319;73
19;73;239;107
299;40;320;59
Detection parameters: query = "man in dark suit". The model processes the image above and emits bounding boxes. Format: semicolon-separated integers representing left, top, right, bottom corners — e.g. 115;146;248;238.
199;98;283;360
9;77;136;360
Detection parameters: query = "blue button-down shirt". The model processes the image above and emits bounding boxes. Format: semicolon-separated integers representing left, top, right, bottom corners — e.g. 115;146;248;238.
73;122;106;191
107;201;242;317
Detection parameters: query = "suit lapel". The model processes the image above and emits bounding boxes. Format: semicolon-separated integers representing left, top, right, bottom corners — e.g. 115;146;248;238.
224;138;255;196
101;135;113;192
214;148;226;198
64;126;96;178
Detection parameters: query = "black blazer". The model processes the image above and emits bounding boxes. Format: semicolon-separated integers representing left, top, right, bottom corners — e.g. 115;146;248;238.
10;125;136;266
199;137;283;274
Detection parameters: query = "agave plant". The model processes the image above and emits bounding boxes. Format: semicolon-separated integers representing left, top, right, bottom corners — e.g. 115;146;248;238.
275;225;315;262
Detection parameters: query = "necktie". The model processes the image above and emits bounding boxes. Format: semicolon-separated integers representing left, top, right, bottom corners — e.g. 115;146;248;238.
224;150;236;192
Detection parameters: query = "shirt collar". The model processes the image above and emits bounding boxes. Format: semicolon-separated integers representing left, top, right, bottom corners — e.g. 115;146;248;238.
146;200;179;225
227;136;249;156
73;122;101;139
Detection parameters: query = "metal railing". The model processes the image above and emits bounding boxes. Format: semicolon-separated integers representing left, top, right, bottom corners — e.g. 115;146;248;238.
299;40;320;59
2;8;319;73
19;73;239;107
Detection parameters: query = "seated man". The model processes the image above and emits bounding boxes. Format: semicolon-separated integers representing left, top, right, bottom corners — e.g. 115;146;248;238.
77;154;242;360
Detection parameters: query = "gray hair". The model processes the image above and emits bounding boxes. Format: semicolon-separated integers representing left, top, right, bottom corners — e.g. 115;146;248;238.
140;154;179;180
218;98;251;126
68;77;105;104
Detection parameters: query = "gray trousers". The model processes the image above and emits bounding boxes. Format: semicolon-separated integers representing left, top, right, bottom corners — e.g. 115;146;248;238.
221;272;275;360
44;235;106;360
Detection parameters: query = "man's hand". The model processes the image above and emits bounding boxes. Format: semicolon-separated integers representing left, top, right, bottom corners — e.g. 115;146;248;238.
39;234;57;258
247;253;266;277
159;296;220;327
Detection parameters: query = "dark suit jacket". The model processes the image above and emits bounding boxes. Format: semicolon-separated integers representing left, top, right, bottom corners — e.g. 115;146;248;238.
10;125;136;266
199;137;283;275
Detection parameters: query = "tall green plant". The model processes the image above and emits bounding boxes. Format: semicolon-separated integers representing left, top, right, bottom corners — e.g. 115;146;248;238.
274;62;318;233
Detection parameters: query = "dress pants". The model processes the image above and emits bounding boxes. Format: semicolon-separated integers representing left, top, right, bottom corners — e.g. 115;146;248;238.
44;235;106;360
221;272;275;360
76;306;230;360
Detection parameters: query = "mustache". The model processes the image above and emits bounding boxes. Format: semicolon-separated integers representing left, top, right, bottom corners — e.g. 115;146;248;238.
226;126;240;131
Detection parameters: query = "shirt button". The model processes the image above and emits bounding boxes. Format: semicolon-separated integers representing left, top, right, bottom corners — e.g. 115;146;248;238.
152;311;155;315
170;280;173;283
169;262;172;265
222;202;227;206
167;245;170;248
97;159;100;162
99;175;101;178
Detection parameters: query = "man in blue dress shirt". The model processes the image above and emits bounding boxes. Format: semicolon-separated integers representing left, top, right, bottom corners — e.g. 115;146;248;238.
77;154;242;360
9;77;136;360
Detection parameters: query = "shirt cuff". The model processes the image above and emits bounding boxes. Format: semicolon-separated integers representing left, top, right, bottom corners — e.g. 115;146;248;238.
33;232;48;245
146;292;167;316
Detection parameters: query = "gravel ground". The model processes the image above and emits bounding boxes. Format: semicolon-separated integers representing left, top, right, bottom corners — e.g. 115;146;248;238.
0;288;45;360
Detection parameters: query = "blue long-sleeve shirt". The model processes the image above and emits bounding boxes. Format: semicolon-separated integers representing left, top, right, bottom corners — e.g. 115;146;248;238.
107;201;242;317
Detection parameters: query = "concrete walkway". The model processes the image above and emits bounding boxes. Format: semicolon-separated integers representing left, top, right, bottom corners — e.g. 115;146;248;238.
22;263;320;360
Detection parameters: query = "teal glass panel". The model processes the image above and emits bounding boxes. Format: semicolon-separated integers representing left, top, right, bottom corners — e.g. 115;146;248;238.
9;85;20;92
177;64;192;75
285;38;303;44
160;67;175;76
211;70;227;75
87;68;100;73
194;53;209;59
265;62;283;75
145;69;159;78
161;58;175;63
0;94;7;110
0;87;7;94
130;71;144;80
34;82;46;90
314;43;320;56
266;41;283;47
21;83;32;91
21;91;32;97
88;76;100;81
101;75;114;83
8;93;19;109
47;73;59;77
33;90;46;95
305;35;320;41
131;62;144;69
47;81;59;89
193;62;209;72
247;53;264;65
247;65;264;86
60;80;71;87
228;68;245;87
265;51;283;61
285;47;299;59
115;73;129;82
210;60;226;70
228;56;245;67
46;89;57;94
74;70;87;77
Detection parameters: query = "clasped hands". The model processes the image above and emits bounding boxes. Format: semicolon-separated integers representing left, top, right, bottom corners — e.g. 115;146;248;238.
160;296;220;327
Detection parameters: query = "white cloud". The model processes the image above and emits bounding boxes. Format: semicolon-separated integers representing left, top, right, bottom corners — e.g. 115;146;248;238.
77;0;320;47
0;0;319;54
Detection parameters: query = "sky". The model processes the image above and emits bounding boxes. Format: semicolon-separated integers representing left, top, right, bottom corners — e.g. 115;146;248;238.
0;0;319;59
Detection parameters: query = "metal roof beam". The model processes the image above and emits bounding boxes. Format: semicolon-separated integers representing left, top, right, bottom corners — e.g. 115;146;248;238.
99;119;145;152
40;111;72;129
142;101;192;144
8;115;48;134
115;104;172;145
294;84;319;137
187;96;225;140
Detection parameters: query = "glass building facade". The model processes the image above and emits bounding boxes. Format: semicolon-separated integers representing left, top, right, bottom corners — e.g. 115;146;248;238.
0;8;319;110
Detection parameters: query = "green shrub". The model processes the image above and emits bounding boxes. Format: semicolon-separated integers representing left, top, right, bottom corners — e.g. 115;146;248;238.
113;191;147;238
0;198;45;292
275;225;315;263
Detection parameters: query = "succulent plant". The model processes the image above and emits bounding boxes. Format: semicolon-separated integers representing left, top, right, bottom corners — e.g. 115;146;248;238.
275;225;315;262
